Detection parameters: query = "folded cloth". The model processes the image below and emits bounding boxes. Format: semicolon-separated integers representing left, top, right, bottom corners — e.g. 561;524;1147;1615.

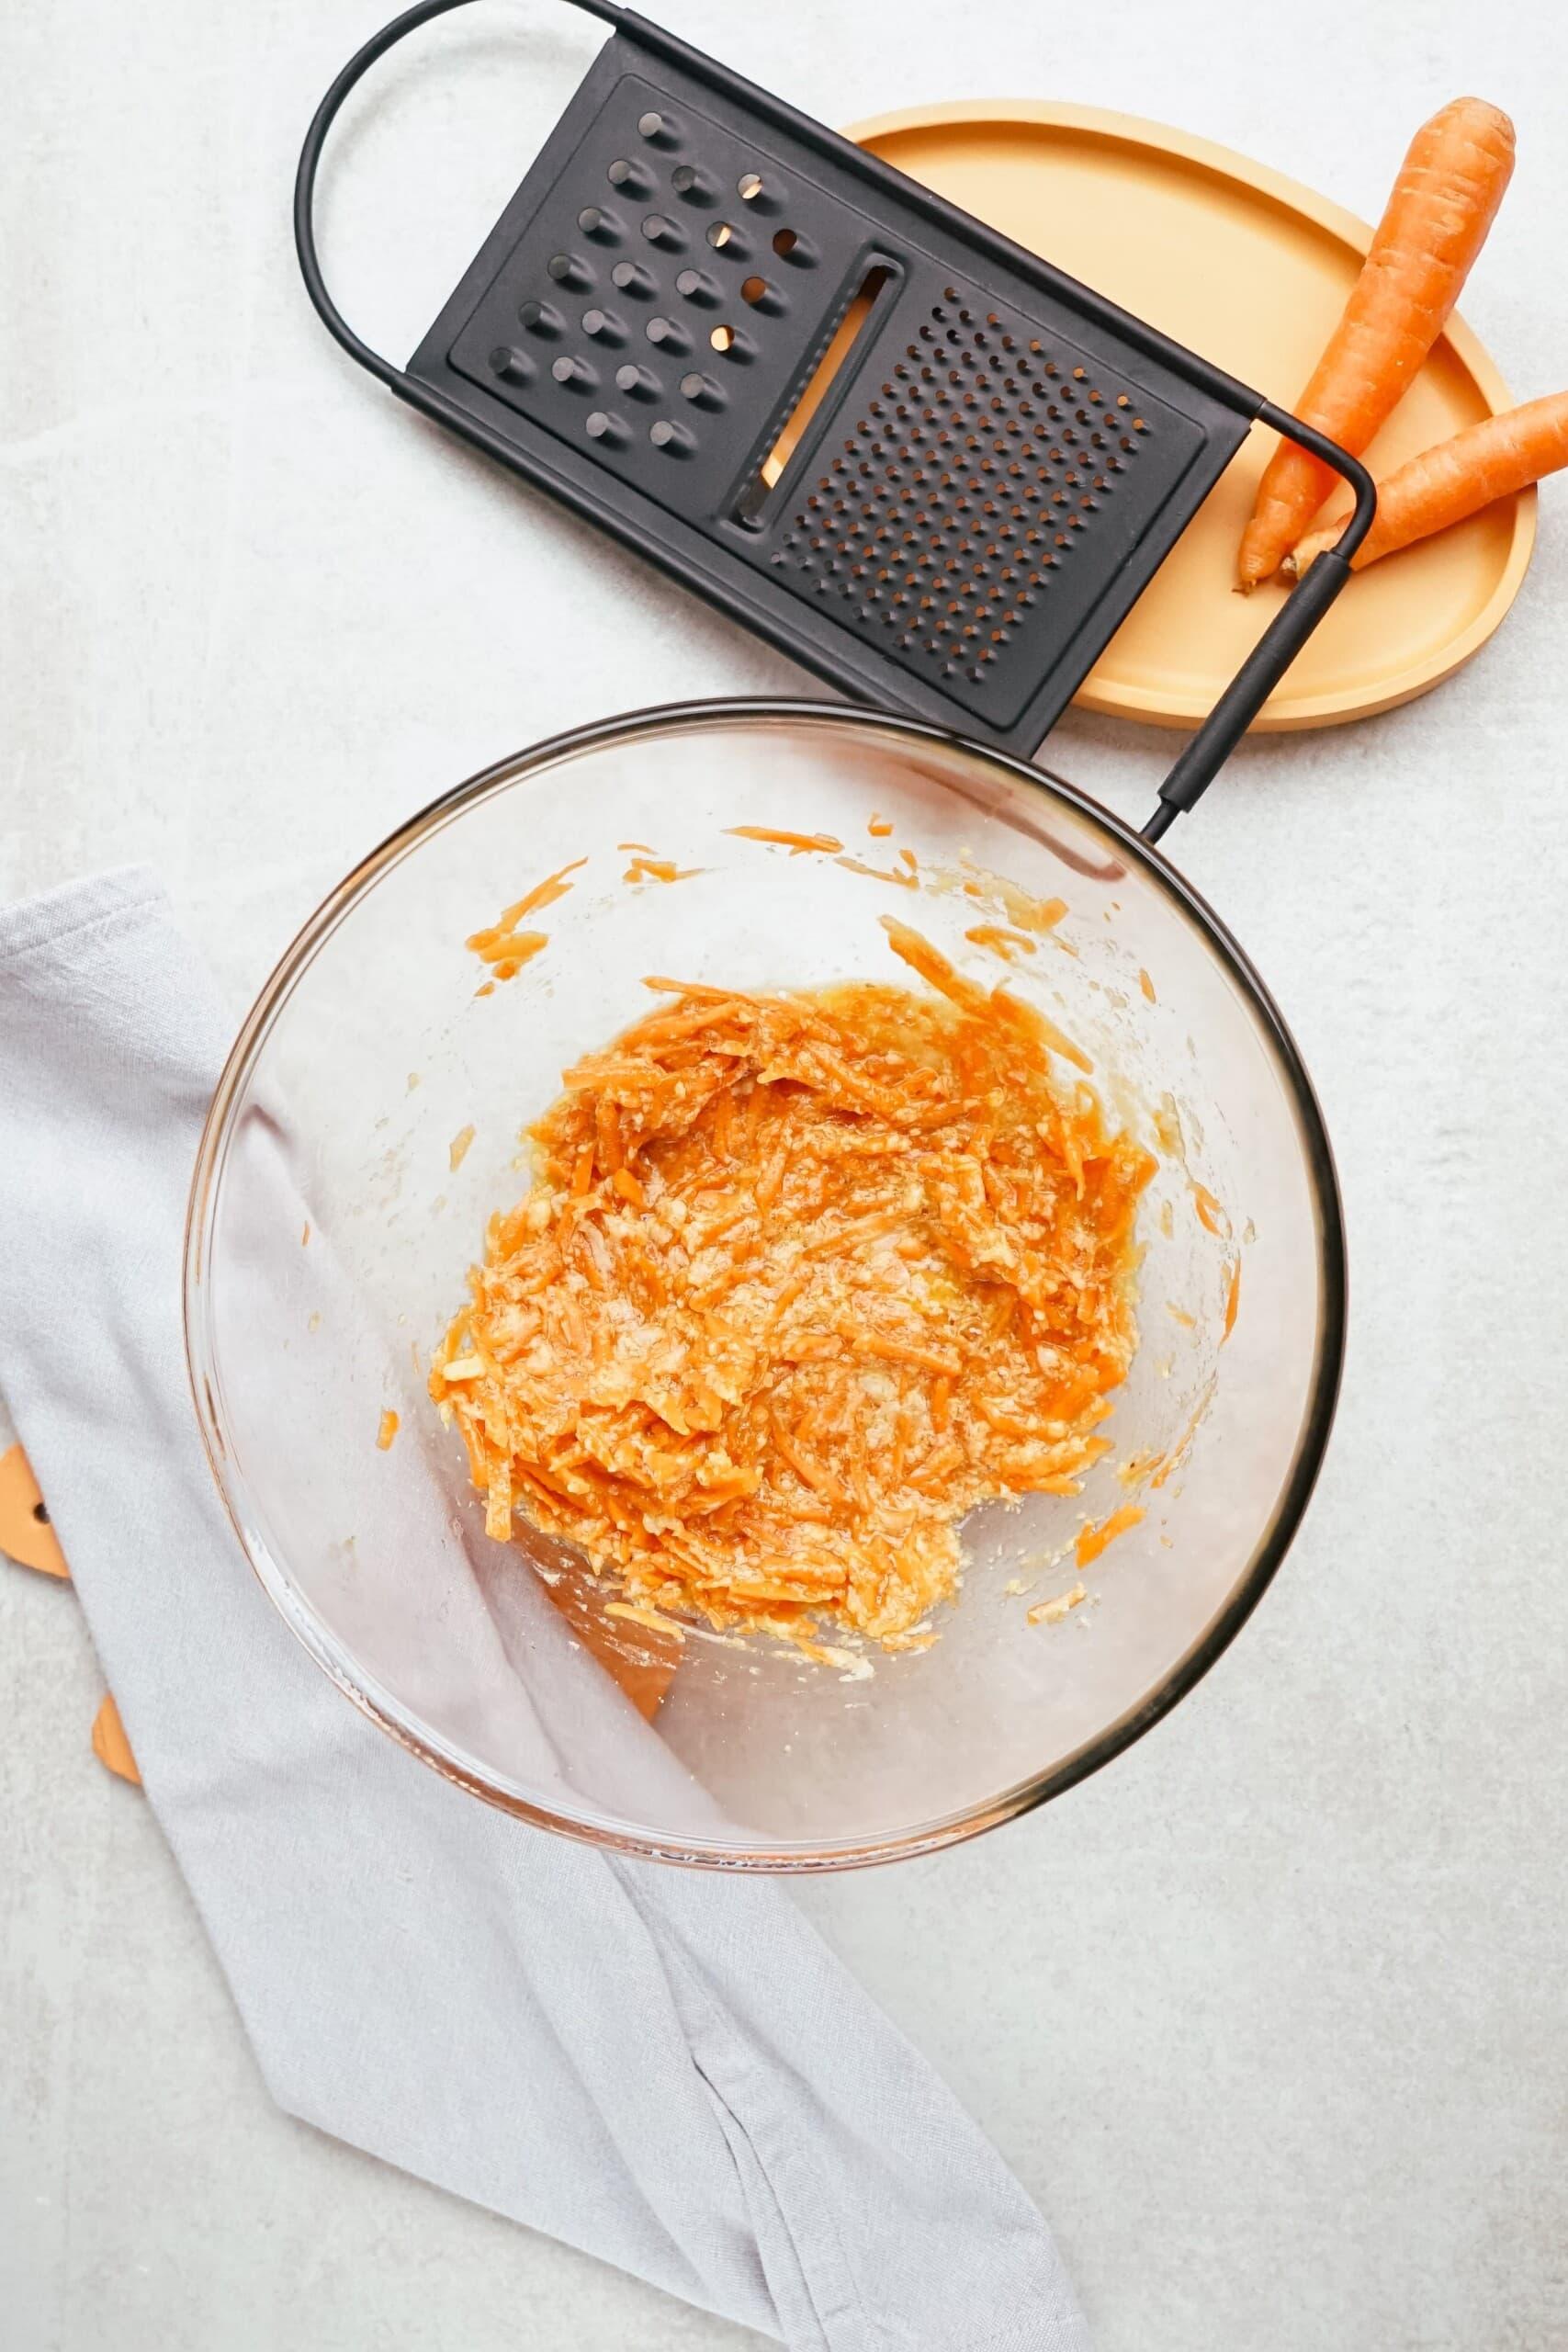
0;865;1089;2352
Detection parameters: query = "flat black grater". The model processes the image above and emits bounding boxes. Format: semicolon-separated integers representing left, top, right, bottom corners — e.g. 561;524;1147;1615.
296;0;1375;840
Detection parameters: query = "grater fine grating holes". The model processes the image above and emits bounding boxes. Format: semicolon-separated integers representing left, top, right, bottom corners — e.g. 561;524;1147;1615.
770;288;1144;703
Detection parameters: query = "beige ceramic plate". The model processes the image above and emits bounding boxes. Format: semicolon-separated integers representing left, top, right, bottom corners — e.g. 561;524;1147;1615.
846;101;1534;730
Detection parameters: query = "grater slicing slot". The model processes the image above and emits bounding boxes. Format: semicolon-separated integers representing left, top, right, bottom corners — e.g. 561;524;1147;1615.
732;261;898;527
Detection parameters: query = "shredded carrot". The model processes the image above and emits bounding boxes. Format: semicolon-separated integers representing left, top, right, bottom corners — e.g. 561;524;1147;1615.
1151;1384;1213;1492
377;1409;400;1452
604;1600;686;1640
1192;1183;1230;1238
1223;1258;1241;1342
1237;96;1515;587
754;1144;788;1209
852;1331;964;1377
867;814;894;837
461;864;581;978
502;858;587;924
624;854;704;885
449;1124;476;1172
1292;389;1568;574
1076;1502;1144;1569
727;826;843;854
466;926;547;978
966;924;1038;965
1028;1580;1087;1626
982;878;1067;935
300;1220;310;1248
431;937;1155;1651
883;918;1094;1074
1138;968;1156;1004
837;854;919;890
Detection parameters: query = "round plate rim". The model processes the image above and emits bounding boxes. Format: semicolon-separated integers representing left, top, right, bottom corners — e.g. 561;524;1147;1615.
842;96;1536;732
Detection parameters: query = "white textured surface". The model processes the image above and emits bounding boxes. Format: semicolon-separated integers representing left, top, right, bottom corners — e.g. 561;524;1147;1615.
3;1;1566;2347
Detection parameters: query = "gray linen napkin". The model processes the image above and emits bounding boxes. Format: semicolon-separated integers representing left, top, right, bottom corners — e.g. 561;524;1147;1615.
0;865;1089;2352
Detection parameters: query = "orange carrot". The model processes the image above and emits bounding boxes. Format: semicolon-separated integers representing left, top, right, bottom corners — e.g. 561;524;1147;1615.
1290;390;1568;572
1237;97;1515;589
1076;1502;1145;1570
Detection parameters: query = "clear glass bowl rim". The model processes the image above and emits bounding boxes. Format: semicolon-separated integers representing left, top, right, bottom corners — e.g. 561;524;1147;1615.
184;695;1348;1871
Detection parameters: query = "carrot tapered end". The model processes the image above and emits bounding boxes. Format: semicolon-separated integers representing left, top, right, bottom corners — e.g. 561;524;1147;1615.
1288;526;1347;578
1235;526;1275;591
1240;443;1341;587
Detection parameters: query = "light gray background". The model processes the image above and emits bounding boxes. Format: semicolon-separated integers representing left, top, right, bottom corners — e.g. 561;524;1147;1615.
3;0;1565;2346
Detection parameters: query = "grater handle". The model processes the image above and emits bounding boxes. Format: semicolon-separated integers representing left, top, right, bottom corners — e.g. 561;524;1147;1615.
1142;404;1376;842
294;0;625;394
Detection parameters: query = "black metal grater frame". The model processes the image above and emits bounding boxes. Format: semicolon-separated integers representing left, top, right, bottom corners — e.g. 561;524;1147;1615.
296;0;1375;841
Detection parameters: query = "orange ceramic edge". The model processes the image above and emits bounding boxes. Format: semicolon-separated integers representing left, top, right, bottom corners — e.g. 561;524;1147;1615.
843;98;1536;732
1;1442;146;1785
0;1441;70;1577
91;1693;142;1786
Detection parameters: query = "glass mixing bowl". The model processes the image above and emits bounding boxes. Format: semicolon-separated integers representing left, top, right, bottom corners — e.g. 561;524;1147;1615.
186;700;1344;1868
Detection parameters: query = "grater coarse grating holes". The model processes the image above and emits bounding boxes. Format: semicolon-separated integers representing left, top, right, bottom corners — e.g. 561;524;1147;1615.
297;0;1375;841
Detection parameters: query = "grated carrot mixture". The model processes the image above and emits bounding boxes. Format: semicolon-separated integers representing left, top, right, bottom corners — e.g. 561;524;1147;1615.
430;926;1154;1649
